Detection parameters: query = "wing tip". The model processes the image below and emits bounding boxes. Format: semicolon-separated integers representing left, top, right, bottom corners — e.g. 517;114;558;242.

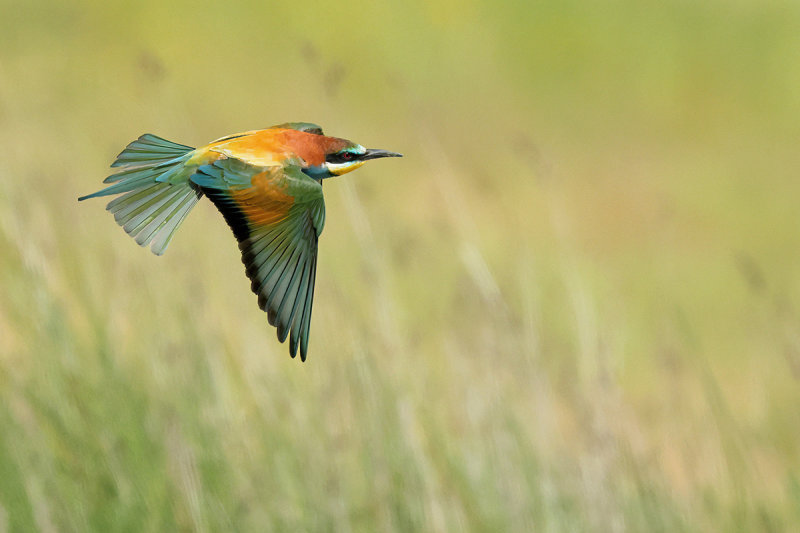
299;340;308;362
276;323;290;343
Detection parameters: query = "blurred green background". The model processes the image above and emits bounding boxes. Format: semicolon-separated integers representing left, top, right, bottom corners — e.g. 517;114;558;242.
1;0;800;531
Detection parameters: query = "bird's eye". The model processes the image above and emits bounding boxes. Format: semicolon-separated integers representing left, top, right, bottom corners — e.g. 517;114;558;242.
340;152;353;161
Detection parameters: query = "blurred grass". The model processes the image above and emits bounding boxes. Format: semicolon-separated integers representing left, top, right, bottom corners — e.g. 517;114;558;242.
1;0;800;530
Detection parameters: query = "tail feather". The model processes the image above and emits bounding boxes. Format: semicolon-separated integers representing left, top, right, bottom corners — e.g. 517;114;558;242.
103;162;165;185
135;189;197;247
79;134;200;255
150;194;200;255
121;186;187;233
110;134;194;168
108;184;168;219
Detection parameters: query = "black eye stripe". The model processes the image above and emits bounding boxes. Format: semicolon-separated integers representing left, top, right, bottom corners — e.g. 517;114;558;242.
325;152;360;164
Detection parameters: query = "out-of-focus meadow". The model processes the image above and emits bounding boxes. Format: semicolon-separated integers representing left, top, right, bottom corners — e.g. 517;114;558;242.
1;0;799;531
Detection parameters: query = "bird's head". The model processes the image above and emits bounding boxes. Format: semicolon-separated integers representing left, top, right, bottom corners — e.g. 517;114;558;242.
323;143;403;177
272;122;402;180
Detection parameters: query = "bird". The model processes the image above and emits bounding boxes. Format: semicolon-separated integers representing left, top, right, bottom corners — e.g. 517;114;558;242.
79;122;402;361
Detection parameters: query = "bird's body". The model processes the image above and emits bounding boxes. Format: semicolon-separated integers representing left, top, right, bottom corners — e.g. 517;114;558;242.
79;122;401;360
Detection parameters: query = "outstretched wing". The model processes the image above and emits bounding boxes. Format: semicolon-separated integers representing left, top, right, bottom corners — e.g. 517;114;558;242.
191;158;325;360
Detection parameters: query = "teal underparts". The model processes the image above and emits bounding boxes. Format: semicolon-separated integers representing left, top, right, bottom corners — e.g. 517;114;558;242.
302;165;333;181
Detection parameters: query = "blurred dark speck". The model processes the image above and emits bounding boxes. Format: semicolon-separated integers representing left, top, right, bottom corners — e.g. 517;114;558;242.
139;51;166;81
734;251;766;293
784;343;800;380
301;41;319;65
324;64;346;98
511;130;549;180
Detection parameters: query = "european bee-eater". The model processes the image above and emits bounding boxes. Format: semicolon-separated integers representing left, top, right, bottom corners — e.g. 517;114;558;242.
79;122;401;361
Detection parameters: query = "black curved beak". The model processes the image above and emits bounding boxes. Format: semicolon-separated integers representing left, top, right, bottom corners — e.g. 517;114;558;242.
362;148;403;160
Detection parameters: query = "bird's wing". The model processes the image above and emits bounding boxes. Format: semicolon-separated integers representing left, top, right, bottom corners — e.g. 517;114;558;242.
191;158;325;360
